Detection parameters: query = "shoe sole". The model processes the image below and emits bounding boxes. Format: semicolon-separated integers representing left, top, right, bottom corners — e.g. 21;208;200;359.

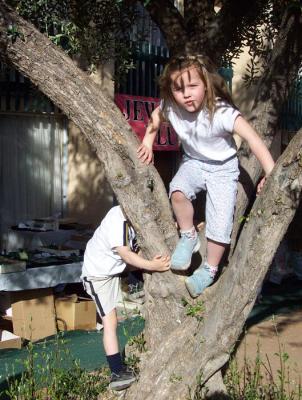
109;377;136;391
171;239;201;271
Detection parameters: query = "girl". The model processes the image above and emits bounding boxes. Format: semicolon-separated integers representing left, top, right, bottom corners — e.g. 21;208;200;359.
137;54;275;298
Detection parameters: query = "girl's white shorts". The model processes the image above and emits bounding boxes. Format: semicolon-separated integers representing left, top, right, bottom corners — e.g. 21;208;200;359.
169;155;239;244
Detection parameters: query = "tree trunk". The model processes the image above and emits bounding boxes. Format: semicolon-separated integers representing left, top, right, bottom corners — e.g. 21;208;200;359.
1;2;302;399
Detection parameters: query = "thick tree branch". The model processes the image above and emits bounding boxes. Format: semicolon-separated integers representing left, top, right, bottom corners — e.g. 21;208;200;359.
143;0;188;55
183;0;215;37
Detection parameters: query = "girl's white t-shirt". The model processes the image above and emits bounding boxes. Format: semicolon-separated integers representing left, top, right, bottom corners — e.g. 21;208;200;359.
81;206;138;278
161;100;240;161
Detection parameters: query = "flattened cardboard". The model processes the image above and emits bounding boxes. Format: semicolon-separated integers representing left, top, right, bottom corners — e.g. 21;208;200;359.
0;330;22;350
12;288;57;341
55;295;96;331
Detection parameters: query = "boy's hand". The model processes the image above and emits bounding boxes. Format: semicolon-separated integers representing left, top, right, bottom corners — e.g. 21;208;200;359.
137;143;154;164
151;255;171;272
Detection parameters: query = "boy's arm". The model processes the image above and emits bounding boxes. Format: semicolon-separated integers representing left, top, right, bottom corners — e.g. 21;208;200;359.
137;106;163;164
115;246;170;272
233;116;275;192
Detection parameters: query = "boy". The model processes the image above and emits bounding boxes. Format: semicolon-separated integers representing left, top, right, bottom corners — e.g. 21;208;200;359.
81;206;170;390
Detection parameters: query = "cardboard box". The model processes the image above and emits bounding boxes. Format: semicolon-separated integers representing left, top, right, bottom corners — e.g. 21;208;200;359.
0;329;22;350
11;288;57;341
55;295;96;331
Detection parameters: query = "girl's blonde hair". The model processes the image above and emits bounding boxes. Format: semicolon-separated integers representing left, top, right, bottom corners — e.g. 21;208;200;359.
159;54;236;119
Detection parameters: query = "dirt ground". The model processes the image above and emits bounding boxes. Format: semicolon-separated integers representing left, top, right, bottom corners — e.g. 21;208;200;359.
235;308;302;387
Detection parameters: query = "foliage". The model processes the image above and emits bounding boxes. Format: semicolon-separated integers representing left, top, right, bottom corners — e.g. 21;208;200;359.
3;333;109;400
228;0;301;86
182;297;205;323
224;351;302;399
224;332;302;400
6;23;24;43
6;0;141;78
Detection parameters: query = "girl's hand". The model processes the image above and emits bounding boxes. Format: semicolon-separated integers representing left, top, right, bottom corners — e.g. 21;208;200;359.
151;255;171;272
137;143;154;164
257;176;267;194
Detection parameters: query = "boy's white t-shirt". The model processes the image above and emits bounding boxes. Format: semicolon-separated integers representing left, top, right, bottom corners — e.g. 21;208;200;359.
161;100;240;161
81;206;138;278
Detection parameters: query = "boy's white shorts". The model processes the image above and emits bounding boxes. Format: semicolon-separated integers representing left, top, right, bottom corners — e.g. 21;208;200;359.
82;275;122;317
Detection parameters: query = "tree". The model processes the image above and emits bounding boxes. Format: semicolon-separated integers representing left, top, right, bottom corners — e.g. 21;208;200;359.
0;1;301;398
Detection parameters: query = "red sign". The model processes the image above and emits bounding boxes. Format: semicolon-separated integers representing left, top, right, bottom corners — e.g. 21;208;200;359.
114;94;179;151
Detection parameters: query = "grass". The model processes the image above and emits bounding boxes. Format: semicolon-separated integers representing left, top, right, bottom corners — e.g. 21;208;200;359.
1;333;109;400
224;345;302;400
223;322;302;400
2;321;302;399
190;319;302;400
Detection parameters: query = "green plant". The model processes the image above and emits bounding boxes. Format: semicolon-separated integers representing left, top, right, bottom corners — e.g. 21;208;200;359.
182;298;205;322
124;354;140;375
3;333;109;400
169;373;183;383
224;330;302;400
127;332;146;353
6;24;24;43
123;323;146;373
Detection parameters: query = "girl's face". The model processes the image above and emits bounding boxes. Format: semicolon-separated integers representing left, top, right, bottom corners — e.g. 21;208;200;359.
170;66;206;113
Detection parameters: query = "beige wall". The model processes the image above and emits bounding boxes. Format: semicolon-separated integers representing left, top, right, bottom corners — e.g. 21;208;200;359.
232;46;259;117
67;62;115;227
231;47;282;160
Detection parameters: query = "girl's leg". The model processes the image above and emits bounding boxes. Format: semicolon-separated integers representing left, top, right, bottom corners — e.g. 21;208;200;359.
185;157;239;297
206;238;228;267
171;190;194;230
185;241;226;299
170;191;200;270
169;159;206;270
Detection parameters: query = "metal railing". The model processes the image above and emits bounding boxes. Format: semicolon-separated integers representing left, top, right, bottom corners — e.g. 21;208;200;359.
0;62;61;115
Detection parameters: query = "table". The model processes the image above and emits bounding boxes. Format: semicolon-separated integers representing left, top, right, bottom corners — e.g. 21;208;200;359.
3;229;77;252
0;262;82;291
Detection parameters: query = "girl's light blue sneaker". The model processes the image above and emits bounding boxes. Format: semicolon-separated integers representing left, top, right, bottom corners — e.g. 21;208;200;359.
171;233;200;270
185;264;216;297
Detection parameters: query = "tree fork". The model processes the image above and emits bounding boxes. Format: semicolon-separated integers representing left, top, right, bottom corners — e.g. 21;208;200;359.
126;128;302;399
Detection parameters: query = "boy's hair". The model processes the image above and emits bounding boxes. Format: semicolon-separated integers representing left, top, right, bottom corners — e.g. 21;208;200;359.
159;54;236;119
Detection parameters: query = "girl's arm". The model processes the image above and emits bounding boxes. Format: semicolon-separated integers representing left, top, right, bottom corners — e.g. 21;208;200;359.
137;106;163;164
116;246;170;272
233;116;275;192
